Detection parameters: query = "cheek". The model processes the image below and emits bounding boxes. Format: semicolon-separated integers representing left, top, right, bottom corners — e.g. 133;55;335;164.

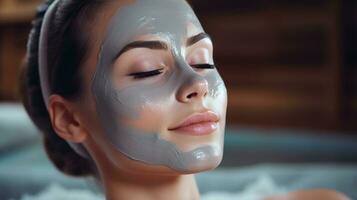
206;72;228;115
112;82;174;132
123;101;168;132
211;85;228;121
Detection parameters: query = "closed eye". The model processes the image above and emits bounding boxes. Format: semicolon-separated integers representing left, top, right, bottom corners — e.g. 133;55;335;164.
129;68;164;79
191;64;216;69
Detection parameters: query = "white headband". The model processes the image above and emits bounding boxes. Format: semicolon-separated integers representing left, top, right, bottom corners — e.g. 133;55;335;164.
38;0;61;109
38;0;91;159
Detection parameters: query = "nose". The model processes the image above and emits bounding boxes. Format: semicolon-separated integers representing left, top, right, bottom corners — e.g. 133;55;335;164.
176;74;209;103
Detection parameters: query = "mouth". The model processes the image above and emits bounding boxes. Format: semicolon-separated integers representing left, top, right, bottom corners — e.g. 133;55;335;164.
168;111;220;136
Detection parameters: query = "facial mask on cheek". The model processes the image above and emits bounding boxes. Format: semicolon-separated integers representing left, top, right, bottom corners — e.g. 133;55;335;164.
91;0;227;172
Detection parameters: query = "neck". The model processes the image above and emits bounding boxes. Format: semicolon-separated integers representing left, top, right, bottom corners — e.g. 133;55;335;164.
102;171;200;200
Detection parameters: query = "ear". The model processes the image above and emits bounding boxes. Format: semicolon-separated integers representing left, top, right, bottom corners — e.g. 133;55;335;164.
48;94;87;143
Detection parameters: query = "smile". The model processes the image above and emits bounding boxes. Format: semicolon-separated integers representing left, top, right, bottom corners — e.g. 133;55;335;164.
168;111;219;136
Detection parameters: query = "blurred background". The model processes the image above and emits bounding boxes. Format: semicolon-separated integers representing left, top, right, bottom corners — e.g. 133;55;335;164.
0;0;357;199
191;0;357;131
0;0;356;131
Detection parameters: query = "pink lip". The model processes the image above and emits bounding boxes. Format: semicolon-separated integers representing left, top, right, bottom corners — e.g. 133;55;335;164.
168;111;220;136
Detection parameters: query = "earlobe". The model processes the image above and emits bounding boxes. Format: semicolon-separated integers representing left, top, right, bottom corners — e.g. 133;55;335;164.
48;95;88;143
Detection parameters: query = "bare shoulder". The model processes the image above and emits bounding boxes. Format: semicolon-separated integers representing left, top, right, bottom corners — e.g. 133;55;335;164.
263;189;351;200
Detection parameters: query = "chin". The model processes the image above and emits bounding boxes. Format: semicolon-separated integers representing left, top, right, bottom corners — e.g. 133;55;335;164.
176;152;223;174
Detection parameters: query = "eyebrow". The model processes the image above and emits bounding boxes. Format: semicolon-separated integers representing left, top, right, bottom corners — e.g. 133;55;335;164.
113;32;211;61
187;32;211;46
114;40;168;60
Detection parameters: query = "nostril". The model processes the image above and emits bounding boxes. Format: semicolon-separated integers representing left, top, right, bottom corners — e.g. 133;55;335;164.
187;92;198;99
204;91;208;97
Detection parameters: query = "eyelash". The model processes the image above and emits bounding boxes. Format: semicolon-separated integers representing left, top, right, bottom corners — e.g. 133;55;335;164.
129;68;164;79
191;64;216;69
129;64;215;79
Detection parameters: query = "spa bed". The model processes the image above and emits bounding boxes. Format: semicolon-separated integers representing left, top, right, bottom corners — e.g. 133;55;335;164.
0;103;356;200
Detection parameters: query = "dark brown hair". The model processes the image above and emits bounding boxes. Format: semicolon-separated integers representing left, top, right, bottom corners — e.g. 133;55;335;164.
20;0;106;177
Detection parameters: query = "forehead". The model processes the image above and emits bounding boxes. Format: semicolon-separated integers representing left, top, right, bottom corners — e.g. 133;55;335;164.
103;0;203;47
114;0;200;29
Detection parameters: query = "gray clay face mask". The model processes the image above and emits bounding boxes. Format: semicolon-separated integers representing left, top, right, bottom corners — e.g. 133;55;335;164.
92;0;227;172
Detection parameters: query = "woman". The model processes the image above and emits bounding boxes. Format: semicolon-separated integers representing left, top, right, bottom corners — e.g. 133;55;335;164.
21;0;350;199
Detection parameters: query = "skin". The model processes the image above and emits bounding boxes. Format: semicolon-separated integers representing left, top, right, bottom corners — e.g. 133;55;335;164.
91;0;227;172
46;0;350;199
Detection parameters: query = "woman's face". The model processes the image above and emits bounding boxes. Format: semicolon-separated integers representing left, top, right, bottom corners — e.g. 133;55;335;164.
78;0;227;174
